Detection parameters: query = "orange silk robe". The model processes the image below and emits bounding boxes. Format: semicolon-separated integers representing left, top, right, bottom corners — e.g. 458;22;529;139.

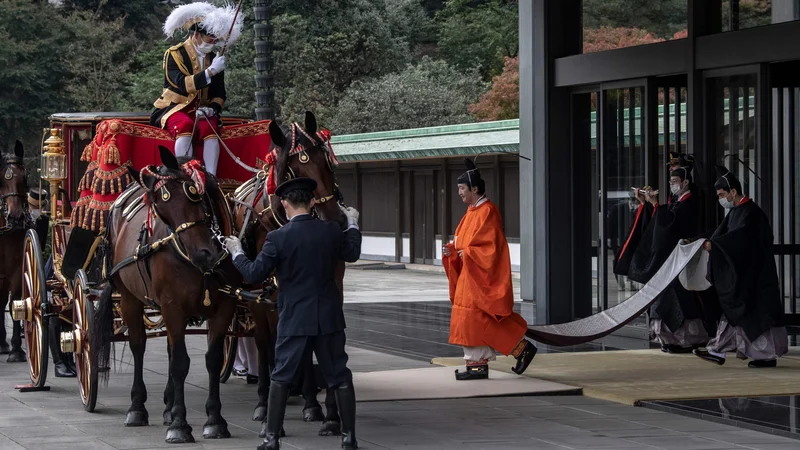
443;199;527;355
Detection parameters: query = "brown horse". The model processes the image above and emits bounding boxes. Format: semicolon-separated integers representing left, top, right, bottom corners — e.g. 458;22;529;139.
90;147;239;443
231;112;348;437
0;141;31;363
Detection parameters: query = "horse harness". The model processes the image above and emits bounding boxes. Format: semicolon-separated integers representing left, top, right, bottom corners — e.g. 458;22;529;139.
0;155;33;234
107;168;227;308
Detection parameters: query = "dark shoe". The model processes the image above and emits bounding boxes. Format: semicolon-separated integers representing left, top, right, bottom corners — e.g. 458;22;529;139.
748;359;777;368
258;381;290;450
233;368;247;377
666;345;694;354
335;382;358;450
660;345;669;353
454;364;488;380
511;340;538;375
64;352;77;373
694;349;725;365
54;361;77;378
247;374;259;385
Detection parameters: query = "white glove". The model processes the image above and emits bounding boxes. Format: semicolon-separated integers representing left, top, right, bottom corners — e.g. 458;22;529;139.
339;205;360;229
209;55;226;75
197;106;216;118
224;236;244;259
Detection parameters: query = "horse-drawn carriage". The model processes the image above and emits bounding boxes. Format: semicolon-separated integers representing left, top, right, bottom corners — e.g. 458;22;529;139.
10;111;345;441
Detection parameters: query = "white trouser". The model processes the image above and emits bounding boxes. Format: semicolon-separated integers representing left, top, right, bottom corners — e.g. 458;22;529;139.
237;337;259;376
174;135;192;159
462;346;496;363
203;138;220;175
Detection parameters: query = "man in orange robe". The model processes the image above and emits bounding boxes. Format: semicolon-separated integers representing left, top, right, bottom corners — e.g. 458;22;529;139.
442;158;537;380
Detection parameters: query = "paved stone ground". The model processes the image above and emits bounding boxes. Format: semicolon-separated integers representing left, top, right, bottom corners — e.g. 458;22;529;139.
0;268;796;449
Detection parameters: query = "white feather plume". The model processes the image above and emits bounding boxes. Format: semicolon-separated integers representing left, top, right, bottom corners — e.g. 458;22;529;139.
203;2;245;47
163;1;216;37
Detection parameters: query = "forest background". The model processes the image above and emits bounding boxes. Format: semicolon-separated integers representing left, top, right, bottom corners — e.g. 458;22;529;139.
2;0;769;172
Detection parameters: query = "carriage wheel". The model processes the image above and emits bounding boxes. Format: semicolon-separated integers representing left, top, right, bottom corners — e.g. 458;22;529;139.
218;319;239;383
72;270;98;412
21;229;49;388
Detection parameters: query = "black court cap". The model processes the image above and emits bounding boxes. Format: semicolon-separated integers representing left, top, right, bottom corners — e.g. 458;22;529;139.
275;177;317;198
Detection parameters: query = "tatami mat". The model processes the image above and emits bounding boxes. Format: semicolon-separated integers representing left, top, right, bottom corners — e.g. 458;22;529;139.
350;366;580;402
432;348;800;405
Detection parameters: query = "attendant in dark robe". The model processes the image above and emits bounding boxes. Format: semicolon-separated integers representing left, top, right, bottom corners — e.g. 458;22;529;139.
694;166;788;368
614;166;708;353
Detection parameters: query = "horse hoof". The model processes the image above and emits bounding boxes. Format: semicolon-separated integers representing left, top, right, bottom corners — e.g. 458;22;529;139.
6;351;26;363
303;405;324;422
202;424;231;439
124;410;150;427
259;424;286;439
163;411;173;426
252;405;267;422
319;420;341;436
0;343;10;355
165;428;195;444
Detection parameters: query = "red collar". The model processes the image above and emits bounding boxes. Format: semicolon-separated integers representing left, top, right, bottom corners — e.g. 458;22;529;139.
677;192;691;202
737;196;750;206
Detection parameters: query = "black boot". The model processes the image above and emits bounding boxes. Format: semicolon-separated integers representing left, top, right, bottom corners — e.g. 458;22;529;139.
335;382;357;450
454;364;488;380
748;359;777;368
511;340;538;375
257;381;290;450
49;319;76;378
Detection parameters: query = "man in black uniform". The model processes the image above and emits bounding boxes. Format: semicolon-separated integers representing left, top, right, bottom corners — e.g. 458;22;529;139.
224;177;362;450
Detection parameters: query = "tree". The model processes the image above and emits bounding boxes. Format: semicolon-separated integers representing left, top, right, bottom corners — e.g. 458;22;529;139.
0;0;70;158
62;13;140;111
327;57;486;134
583;26;665;53
57;0;172;40
469;56;518;121
583;0;687;40
436;0;518;80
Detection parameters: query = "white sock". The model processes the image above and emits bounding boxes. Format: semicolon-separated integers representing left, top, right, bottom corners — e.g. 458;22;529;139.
174;136;192;159
708;349;726;359
203;138;220;175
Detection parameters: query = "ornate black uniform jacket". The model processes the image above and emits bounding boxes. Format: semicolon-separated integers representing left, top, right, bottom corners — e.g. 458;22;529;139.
233;214;362;337
150;38;226;129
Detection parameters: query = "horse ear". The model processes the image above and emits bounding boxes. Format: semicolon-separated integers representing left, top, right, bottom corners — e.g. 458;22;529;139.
304;111;317;135
159;146;179;171
127;166;140;184
14;140;23;158
269;120;286;149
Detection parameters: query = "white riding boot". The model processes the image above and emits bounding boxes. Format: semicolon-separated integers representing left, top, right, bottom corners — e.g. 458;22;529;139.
174;135;193;159
204;138;220;176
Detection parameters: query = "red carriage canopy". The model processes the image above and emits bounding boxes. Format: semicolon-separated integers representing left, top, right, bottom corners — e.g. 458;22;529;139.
72;119;273;232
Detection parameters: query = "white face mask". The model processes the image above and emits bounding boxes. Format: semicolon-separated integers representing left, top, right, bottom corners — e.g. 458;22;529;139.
719;197;734;209
670;184;681;195
196;41;215;54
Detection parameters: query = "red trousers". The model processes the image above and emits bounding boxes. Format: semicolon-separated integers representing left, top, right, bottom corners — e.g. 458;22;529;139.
165;109;220;142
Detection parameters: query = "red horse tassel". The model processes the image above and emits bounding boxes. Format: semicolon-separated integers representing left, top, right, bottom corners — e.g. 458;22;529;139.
182;160;206;195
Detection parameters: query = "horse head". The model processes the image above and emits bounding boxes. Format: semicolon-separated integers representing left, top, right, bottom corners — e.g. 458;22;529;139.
130;146;221;273
0;141;30;232
269;112;345;227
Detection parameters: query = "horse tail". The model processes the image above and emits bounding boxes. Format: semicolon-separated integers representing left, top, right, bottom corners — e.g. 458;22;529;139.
91;283;115;385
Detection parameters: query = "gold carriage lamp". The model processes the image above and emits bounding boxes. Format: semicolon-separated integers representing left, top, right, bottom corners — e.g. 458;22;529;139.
41;128;66;219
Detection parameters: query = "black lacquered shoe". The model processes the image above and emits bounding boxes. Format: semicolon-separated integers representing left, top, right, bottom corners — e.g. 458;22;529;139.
454;365;488;380
748;359;777;368
693;349;725;365
512;341;538;374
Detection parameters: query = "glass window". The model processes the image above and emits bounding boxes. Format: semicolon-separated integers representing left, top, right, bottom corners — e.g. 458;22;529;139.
721;0;799;32
582;0;688;53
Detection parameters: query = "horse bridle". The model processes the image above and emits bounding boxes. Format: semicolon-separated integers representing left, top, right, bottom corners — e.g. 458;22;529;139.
0;156;32;234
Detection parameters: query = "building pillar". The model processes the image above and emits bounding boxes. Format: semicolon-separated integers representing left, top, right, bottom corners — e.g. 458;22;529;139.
520;0;582;325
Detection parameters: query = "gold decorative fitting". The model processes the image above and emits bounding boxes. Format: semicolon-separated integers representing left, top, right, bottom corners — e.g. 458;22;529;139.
203;290;211;307
11;299;31;322
4;167;12;180
161;185;171;202
299;151;309;163
60;330;77;353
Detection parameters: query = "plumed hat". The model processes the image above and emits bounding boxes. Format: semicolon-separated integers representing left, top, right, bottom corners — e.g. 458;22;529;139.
456;157;483;188
163;1;245;47
275;177;317;198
